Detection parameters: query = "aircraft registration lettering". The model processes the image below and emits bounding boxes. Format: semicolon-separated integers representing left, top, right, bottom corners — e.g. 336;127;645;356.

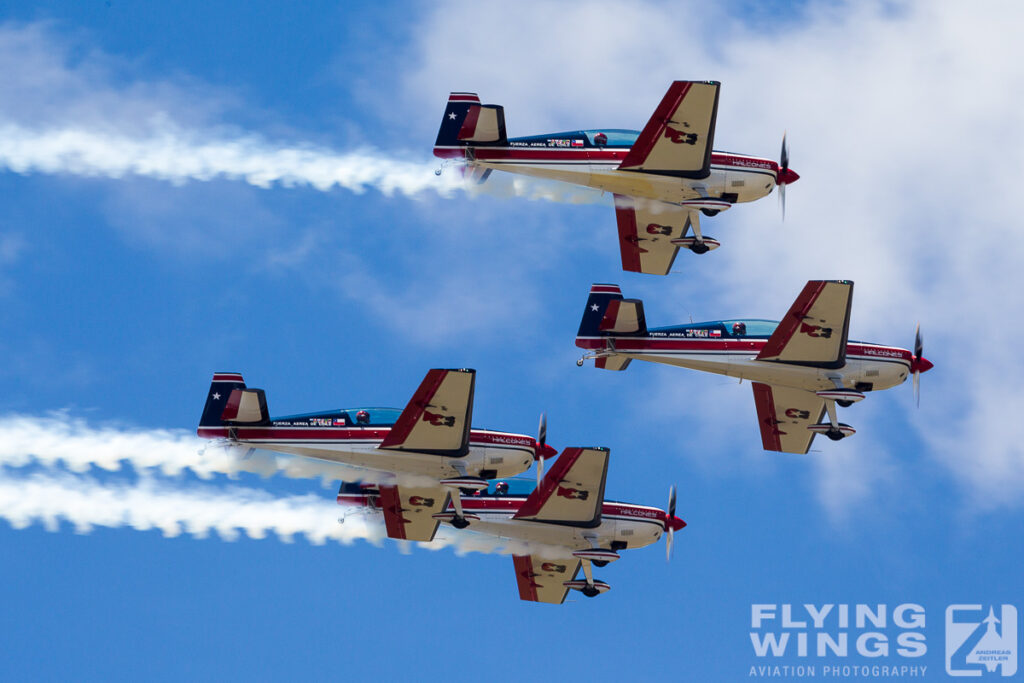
729;158;773;169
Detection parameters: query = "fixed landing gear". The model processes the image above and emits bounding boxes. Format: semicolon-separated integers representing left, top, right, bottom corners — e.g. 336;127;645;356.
825;428;847;441
689;242;711;254
591;560;609;568
576;358;585;367
836;399;854;408
581;585;601;598
700;208;720;217
450;517;470;530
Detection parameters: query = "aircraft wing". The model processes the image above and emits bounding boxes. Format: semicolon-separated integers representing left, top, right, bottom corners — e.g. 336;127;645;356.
513;447;608;526
378;484;449;542
751;382;826;454
757;281;854;368
613;195;693;275
379;368;475;456
512;555;580;605
618;80;720;177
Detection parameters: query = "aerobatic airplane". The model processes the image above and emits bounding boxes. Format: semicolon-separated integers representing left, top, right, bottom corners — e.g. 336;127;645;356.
337;446;686;604
575;281;933;454
198;369;557;527
433;80;798;275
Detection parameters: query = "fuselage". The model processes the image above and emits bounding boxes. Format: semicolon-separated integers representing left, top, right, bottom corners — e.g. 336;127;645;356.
198;419;540;481
337;482;675;553
577;320;913;393
434;129;786;206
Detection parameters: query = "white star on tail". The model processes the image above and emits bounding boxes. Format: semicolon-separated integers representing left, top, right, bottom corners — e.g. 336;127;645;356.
212;393;221;400
448;112;457;120
590;304;600;312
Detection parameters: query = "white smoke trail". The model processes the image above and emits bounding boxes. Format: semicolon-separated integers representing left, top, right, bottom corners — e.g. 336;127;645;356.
0;122;462;197
0;121;607;206
0;413;426;486
0;467;562;557
0;467;382;544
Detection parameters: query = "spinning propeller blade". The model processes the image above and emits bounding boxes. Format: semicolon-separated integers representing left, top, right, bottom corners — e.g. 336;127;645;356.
779;133;790;220
536;412;547;488
666;485;677;562
913;324;923;407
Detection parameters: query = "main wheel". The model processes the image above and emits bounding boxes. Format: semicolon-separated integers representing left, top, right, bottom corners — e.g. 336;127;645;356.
581;586;600;598
826;429;846;442
836;399;853;408
701;208;720;217
450;517;470;529
592;560;609;568
689;243;711;255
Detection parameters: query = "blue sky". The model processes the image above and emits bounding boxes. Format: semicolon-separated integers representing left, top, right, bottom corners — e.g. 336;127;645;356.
1;1;1022;680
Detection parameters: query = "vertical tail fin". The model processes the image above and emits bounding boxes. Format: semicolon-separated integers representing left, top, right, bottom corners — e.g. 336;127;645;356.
576;284;647;339
576;284;624;339
197;372;270;436
433;92;507;154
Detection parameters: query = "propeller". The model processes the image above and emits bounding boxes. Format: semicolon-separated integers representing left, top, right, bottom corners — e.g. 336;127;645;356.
665;485;677;562
536;412;548;488
910;324;934;406
776;133;800;220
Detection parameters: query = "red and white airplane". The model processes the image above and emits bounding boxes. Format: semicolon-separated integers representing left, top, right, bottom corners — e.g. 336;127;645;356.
575;281;934;454
197;369;556;527
433;80;798;275
337;446;686;604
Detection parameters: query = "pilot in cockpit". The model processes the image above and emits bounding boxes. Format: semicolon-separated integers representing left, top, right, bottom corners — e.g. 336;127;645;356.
732;322;747;337
356;409;370;425
494;481;509;496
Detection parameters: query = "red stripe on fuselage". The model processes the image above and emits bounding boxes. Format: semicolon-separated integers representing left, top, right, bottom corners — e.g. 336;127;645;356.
576;335;913;364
